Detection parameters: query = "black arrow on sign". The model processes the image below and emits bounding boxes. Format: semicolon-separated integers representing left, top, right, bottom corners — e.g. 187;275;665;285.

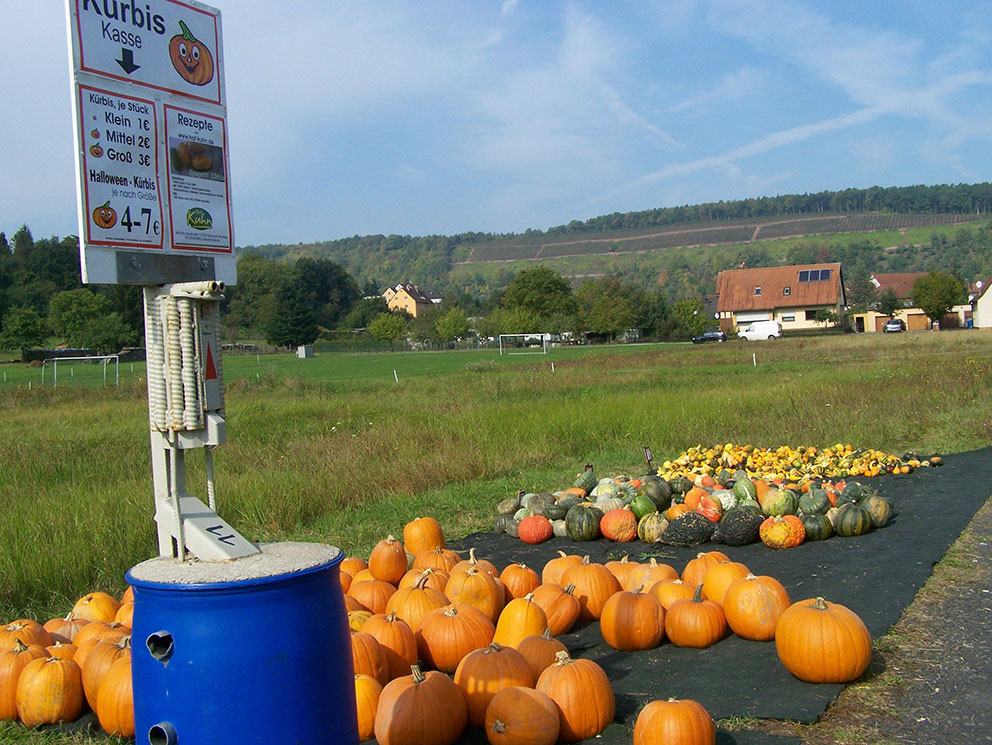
116;48;140;75
206;525;236;546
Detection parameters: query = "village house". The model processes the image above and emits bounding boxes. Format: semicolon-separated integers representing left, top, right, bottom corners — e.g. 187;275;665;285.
850;273;972;332
972;279;992;328
715;263;845;333
381;282;441;318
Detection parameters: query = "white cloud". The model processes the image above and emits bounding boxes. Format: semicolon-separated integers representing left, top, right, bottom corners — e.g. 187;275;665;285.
666;67;764;115
502;0;522;17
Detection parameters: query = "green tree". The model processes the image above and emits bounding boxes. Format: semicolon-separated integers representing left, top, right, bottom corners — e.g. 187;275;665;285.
913;272;966;328
408;308;440;346
223;254;292;339
845;272;877;312
502;266;577;319
878;288;901;317
295;257;359;328
47;289;136;352
368;313;408;351
671;299;708;338
578;277;634;342
813;308;838;328
434;307;469;344
0;307;48;354
343;297;389;329
265;278;320;348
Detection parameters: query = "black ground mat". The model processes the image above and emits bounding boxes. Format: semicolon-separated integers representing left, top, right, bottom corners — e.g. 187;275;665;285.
447;446;992;731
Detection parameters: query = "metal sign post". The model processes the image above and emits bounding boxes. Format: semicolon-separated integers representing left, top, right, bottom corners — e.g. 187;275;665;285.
66;0;255;560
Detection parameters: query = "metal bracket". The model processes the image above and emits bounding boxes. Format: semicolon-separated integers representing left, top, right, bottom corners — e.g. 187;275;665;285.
117;251;216;285
154;495;259;561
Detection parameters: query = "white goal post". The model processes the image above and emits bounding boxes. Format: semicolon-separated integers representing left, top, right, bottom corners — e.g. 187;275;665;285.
498;333;551;355
41;355;120;387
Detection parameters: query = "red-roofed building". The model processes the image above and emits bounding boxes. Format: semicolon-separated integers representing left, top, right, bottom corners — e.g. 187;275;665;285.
851;272;972;331
715;263;845;332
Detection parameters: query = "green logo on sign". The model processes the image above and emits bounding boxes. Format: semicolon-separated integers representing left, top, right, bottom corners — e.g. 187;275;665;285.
186;208;213;230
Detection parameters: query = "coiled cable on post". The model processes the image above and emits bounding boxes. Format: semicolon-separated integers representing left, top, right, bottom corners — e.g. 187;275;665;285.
165;296;184;431
178;298;202;431
143;291;168;432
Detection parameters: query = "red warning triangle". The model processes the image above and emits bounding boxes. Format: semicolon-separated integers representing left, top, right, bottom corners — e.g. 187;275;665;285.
204;344;218;380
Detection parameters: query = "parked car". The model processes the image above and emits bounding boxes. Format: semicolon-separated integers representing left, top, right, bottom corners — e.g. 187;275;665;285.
882;318;905;333
692;329;727;344
738;320;782;341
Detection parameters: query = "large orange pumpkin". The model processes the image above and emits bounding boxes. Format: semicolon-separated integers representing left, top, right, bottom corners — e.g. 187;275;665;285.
362;611;418;680
647;579;696;611
633;697;715;745
96;655;134;737
493;593;548;649
72;592;121;624
412;546;462;574
417;604;495;674
625;558;678;592
44;614;89;645
169;20;215;87
399;567;450;593
15;657;84;727
530;583;581;636
373;665;467;745
516;628;568;681
81;635;130;710
0;640;49;719
449;547;499;579
454;643;534;727
600;588;665;651
351;631;390;686
0;620;51;652
540;551;582;586
535;651;615;743
560;556;620;621
384;574;449;633
499;563;541;601
444;568;504;623
664;585;727;648
348;579;397;615
354;674;383;741
680;552;729;588
484;686;560;745
723;574;791;641
700;561;750;606
604;555;640;587
775;597;871;683
369;535;409;585
403;516;445;556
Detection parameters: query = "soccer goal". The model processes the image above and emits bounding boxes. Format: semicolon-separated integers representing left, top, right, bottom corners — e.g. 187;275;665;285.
41;355;120;387
498;333;551;355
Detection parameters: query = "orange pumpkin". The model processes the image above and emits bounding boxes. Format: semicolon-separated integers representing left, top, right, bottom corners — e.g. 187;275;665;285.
664;585;727;648
449;547;499;579
633;697;716;745
485;686;560;745
169;20;215;86
81;635;130;710
384;574;449;633
341;557;369;576
72;592;121;624
535;651;615;743
46;642;78;661
647;578;696;611
723;574;791;641
493;593;548;649
453;643;534;726
625;558;679;592
0;640;49;719
499;563;540;601
604;555;640;586
412;546;462;574
91;201;117;229
373;665;467;745
530;583;581;636
351;631;390;686
399;567;450;593
416;604;495;673
96;655;133;737
0;619;51;651
700;561;750;605
775;597;871;683
600;588;665;651
348;579;397;615
680;551;730;588
354;674;383;742
516;628;568;681
44;613;89;644
15;657;84;727
113;601;134;628
403;516;445;556
560;556;620;621
369;535;409;585
444;568;504;623
541;551;582;586
362;611;418;681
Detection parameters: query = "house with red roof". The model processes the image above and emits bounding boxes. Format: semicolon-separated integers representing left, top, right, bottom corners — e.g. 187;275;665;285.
715;263;845;332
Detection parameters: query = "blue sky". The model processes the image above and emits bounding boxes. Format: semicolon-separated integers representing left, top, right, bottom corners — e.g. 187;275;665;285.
2;0;992;247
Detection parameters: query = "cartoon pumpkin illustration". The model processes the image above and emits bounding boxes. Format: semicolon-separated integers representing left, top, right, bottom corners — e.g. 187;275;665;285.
89;143;104;158
169;20;214;86
92;201;117;229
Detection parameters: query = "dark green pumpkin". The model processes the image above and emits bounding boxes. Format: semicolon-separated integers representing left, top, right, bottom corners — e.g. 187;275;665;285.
565;504;603;541
637;476;673;510
527;492;555;517
637;512;668;544
629;494;658;522
737;502;764;518
504;518;521;539
801;513;834;541
863;495;893;528
837;481;871;505
556;495;582;513
760;488;798;517
798;488;831;516
544;501;570;521
834;502;873;537
668;475;693;495
493;514;514;534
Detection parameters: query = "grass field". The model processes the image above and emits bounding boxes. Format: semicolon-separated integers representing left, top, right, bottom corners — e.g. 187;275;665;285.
1;331;991;743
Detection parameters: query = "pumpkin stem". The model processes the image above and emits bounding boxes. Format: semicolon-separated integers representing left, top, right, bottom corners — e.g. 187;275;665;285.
491;720;507;734
563;584;576;595
541;627;554;640
812;596;828;611
484;642;503;653
414;573;431;590
410;665;425;684
691;584;705;602
13;639;28;653
468;547;478;563
581;555;591;565
553;649;573;665
386;610;399;622
178;19;198;42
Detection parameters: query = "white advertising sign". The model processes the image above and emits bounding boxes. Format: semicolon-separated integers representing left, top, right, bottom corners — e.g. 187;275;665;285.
66;0;235;285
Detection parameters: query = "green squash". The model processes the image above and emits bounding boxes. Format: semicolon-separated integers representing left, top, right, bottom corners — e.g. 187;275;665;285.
834;502;873;537
798;488;832;516
556;495;582;514
493;515;514;534
496;497;520;516
544;501;570;521
629;494;658;522
526;493;555;517
760;488;799;517
637;476;673;511
573;469;597;494
838;481;871;505
732;478;758;503
637;512;668;544
801;513;834;541
737;501;764;518
668;475;693;495
565;504;603;541
863;495;893;528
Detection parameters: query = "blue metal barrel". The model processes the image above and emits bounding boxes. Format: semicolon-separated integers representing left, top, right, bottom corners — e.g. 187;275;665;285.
127;543;357;745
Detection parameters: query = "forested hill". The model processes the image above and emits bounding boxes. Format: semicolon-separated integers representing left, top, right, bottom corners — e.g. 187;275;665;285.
239;183;992;297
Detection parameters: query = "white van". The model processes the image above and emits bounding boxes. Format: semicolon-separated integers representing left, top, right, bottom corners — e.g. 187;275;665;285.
738;320;782;341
